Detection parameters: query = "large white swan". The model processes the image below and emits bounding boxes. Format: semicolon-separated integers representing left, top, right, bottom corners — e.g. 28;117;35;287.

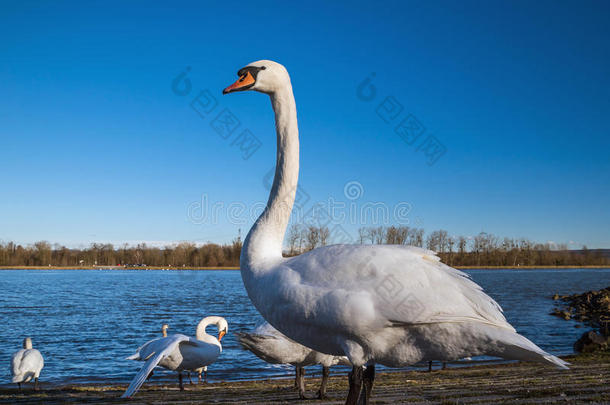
11;337;44;391
223;60;569;404
122;316;228;398
238;322;350;399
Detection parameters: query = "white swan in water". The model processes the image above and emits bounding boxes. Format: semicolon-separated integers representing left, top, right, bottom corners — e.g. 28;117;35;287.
122;316;227;398
223;60;569;404
11;337;44;390
238;322;350;399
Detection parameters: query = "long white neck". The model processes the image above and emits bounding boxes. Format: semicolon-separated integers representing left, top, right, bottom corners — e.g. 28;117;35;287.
241;84;299;268
195;316;223;343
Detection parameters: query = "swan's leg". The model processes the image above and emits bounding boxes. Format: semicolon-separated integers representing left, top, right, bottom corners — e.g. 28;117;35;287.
187;372;194;385
34;378;40;391
17;383;21;391
345;366;363;405
442;362;447;370
428;361;433;372
294;366;300;388
198;371;203;384
297;367;306;399
317;366;330;399
359;365;375;405
178;372;184;391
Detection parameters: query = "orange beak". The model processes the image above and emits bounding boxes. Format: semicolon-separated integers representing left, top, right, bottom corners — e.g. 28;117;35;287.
223;71;255;94
218;330;226;341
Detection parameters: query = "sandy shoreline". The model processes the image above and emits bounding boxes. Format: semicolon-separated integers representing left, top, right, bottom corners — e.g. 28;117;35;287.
1;353;608;404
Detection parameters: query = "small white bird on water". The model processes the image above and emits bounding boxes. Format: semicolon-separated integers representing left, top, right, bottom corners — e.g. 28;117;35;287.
11;337;44;391
222;60;569;405
122;316;228;398
238;322;350;399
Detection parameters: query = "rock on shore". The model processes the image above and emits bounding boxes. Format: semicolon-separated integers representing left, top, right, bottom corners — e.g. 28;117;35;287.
551;286;610;352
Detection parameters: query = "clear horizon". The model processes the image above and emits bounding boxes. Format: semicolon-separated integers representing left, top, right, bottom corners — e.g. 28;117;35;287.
2;1;609;248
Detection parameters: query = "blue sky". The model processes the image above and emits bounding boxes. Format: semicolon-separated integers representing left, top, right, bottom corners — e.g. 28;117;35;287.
1;1;609;248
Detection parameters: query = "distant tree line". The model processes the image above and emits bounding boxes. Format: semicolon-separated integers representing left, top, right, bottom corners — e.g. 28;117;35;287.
0;226;607;267
0;237;243;267
286;225;609;266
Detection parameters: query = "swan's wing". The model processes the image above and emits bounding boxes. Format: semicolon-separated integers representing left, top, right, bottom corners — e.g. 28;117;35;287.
11;350;24;375
282;244;513;332
10;350;27;380
121;334;195;398
22;350;43;372
125;337;161;361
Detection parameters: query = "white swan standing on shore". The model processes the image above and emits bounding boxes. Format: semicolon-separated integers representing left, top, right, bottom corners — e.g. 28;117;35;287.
156;323;204;385
238;322;350;399
11;337;44;390
122;316;228;398
223;60;569;404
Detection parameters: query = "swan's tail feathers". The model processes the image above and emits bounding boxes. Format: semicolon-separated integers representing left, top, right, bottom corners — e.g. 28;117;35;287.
121;351;163;398
11;372;34;383
542;354;570;370
494;329;570;370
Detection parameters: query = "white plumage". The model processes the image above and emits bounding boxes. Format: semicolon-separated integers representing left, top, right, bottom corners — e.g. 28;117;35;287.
252;244;569;369
122;316;227;398
11;337;44;390
223;60;569;404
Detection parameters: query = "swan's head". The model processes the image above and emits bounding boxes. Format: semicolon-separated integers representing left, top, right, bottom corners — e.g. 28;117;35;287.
161;324;169;337
223;60;290;95
23;337;32;349
217;318;228;342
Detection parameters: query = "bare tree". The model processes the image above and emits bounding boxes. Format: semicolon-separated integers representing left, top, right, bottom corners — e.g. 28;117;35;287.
358;227;368;244
408;228;424;247
373;226;385;244
396;226;409;244
447;236;455;265
385;226;399;244
287;224;302;255
305;226;320;251
319;226;330;246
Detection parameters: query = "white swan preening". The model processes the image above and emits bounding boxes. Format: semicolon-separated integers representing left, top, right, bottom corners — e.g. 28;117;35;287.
238;322;350;399
223;60;569;404
156;324;205;385
11;337;44;391
122;316;228;398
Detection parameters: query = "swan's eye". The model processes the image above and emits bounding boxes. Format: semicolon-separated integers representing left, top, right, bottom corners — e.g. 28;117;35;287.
261;66;266;70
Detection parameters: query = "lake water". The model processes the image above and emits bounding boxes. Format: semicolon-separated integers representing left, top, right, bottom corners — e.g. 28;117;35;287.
1;268;609;386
